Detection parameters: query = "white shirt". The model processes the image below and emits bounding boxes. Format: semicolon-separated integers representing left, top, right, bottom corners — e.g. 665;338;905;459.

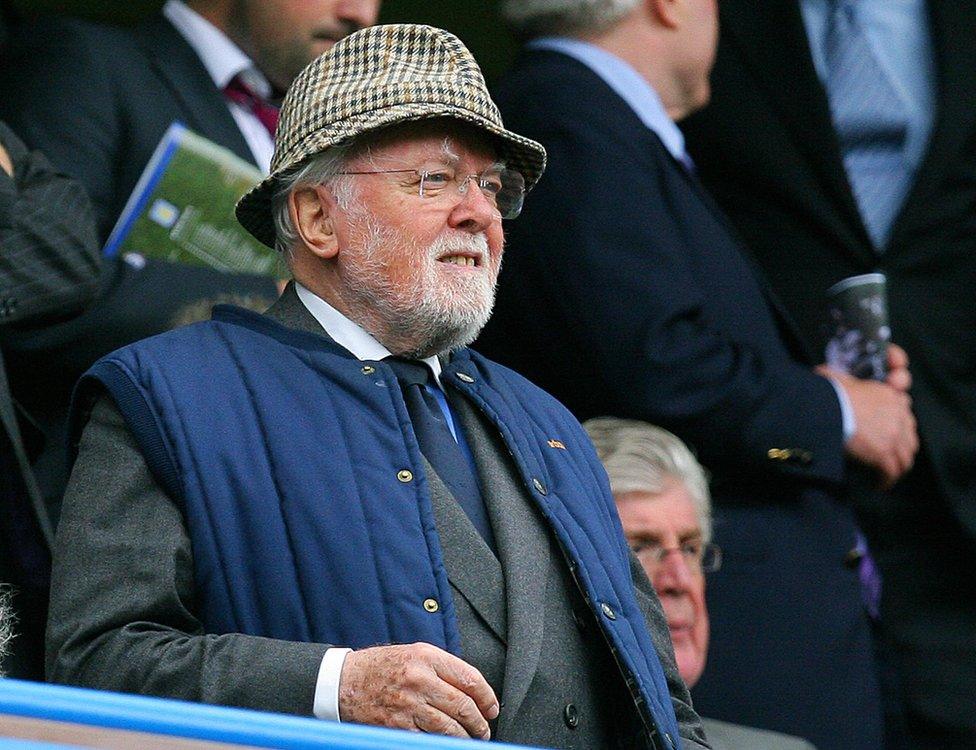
162;0;275;173
294;282;442;721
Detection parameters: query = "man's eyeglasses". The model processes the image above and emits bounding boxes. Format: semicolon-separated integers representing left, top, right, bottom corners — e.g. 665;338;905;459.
630;540;722;574
337;166;526;219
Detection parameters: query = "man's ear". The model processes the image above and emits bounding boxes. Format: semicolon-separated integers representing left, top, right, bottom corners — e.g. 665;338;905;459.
291;185;339;260
647;0;680;30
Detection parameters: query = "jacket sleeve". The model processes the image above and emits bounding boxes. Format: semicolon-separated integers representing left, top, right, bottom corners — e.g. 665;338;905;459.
47;395;329;714
629;554;712;750
0;122;100;327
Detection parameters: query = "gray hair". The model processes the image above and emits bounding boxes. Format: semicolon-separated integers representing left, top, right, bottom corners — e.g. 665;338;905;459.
0;585;13;677
500;0;641;38
584;417;712;542
271;145;355;257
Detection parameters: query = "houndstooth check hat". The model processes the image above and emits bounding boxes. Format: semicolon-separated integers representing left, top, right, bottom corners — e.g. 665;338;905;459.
236;24;548;248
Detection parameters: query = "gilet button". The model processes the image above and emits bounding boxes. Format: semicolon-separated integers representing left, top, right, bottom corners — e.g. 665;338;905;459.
563;702;579;729
423;598;439;613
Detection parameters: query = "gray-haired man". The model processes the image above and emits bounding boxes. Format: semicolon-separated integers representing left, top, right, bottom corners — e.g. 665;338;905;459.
49;24;708;750
585;418;817;750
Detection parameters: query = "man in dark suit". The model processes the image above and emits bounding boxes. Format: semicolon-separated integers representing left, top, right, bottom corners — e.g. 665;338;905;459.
49;26;708;749
476;1;917;748
680;1;976;744
0;0;379;601
0;122;100;679
0;0;380;240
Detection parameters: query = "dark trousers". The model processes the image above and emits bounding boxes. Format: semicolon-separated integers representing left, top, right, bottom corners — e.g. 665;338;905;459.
870;458;976;749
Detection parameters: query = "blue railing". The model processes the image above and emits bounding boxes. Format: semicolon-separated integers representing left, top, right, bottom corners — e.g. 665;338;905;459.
0;679;539;749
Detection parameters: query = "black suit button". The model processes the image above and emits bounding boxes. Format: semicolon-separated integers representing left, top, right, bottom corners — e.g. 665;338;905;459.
563;702;579;729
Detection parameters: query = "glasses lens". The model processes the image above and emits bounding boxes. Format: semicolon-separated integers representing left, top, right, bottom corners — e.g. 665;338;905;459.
495;169;526;219
701;544;722;573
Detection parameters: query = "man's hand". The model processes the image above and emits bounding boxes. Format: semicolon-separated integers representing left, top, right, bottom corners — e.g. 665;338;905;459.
338;642;499;739
0;142;13;177
820;363;918;488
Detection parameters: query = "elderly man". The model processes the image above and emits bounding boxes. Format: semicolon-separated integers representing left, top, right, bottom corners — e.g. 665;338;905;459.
476;1;917;748
586;418;817;750
49;25;707;750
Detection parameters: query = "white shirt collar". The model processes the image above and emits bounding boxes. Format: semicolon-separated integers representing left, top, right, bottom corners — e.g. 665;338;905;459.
528;37;689;162
162;0;271;98
294;282;444;383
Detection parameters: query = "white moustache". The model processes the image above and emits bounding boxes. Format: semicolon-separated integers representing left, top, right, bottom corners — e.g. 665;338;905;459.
430;232;489;264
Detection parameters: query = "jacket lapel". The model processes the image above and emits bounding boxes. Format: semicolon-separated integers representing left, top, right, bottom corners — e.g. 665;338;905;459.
449;396;551;734
423;458;507;644
720;0;875;262
133;13;256;166
890;0;976;245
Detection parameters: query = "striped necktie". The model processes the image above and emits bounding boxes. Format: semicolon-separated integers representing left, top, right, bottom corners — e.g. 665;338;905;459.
824;0;911;250
223;72;280;138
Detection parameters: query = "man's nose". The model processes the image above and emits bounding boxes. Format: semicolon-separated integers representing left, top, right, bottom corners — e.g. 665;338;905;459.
654;550;697;590
337;0;381;31
448;181;499;233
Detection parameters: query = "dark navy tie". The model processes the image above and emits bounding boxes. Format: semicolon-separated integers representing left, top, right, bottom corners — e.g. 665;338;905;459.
386;358;498;554
824;0;910;250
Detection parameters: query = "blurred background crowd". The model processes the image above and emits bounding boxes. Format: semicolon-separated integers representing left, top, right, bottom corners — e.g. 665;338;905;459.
2;1;975;748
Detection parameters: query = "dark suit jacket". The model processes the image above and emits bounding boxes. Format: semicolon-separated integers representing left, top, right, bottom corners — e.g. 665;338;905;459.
0;121;100;678
50;286;708;749
0;12;277;529
476;49;882;750
0;13;256;241
680;0;976;543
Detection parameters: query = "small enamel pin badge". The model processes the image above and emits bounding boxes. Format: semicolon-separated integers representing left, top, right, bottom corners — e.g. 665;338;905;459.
547;439;566;450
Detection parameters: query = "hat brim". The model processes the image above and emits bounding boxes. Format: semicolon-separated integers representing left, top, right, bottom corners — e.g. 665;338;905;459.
236;103;547;249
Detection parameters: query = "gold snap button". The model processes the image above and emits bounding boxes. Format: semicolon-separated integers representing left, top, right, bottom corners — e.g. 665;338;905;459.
456;372;475;383
361;365;376;375
397;469;413;483
423;598;439;613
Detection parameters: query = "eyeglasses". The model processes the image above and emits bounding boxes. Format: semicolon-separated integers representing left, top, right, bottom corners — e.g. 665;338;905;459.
338;166;526;219
630;540;722;574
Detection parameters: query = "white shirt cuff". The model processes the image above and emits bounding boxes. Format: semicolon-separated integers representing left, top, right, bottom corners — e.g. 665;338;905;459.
313;647;352;721
828;378;858;443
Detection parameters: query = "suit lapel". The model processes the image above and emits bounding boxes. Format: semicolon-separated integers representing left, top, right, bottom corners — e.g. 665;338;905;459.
720;0;874;262
891;0;976;244
423;458;507;644
133;14;256;166
448;396;551;734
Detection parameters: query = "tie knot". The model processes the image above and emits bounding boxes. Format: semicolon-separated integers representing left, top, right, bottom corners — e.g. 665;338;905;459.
385;357;433;388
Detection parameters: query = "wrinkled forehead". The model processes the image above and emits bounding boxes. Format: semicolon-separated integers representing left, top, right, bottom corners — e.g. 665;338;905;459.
345;118;501;170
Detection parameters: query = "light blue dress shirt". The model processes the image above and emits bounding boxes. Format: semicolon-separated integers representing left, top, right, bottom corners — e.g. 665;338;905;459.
800;0;936;175
527;37;690;163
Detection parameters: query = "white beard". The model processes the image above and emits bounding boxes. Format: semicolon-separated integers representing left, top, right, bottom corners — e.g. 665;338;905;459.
339;211;500;358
